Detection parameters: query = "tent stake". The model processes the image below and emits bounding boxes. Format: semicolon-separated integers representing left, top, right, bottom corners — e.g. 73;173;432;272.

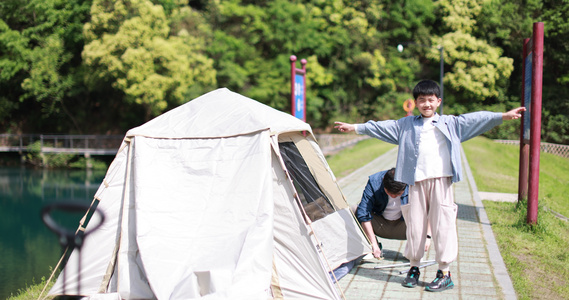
398;260;437;274
373;260;435;270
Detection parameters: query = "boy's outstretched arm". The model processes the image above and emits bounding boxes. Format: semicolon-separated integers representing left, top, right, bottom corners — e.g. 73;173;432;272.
334;121;356;133
502;107;526;120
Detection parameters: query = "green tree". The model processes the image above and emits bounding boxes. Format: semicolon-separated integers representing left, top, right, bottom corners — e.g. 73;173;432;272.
0;19;28;124
0;0;91;132
298;0;427;125
539;1;569;144
205;0;329;126
82;0;216;120
377;0;436;46
2;0;568;142
433;32;513;105
475;0;569;144
427;0;514;113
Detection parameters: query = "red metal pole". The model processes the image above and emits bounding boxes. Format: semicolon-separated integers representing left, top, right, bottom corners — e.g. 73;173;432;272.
301;59;307;122
290;55;297;116
518;38;530;202
527;22;544;225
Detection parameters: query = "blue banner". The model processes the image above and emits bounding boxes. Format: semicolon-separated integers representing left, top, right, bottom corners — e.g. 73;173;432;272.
294;74;305;120
523;55;532;140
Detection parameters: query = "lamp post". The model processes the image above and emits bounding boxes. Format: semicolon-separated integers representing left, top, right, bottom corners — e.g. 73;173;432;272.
397;43;444;115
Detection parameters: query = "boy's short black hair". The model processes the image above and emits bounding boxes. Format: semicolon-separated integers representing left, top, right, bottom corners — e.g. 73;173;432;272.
413;79;440;100
383;168;407;194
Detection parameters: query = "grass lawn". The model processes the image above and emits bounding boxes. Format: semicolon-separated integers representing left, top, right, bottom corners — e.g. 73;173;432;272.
463;136;569;300
7;277;54;300
463;136;569;217
482;201;569;299
326;137;395;179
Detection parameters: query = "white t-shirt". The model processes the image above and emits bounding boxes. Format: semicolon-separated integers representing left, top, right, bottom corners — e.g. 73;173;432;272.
383;194;402;221
415;116;453;182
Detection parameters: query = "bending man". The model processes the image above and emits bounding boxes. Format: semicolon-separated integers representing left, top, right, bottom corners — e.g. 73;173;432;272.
353;168;430;258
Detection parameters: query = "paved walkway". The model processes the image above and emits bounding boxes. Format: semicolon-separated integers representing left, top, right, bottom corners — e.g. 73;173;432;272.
336;146;517;299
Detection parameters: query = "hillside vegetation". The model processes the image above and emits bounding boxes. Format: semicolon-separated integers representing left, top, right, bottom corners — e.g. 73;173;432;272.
2;0;569;145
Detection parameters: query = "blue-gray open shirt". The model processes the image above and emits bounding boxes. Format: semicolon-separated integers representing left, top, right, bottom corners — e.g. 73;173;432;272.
355;112;503;186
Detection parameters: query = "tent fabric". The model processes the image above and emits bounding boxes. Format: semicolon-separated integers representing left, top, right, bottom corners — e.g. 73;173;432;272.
278;141;334;221
131;133;274;299
269;145;340;299
330;258;361;283
284;134;347;210
48;88;371;299
49;144;130;296
126;88;311;139
310;208;370;269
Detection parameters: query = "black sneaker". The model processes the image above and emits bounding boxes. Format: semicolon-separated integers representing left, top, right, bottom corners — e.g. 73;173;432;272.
425;270;454;292
402;266;420;288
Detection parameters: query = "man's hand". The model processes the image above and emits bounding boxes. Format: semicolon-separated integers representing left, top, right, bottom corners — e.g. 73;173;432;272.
424;238;431;252
372;245;382;259
502;107;526;120
334;121;356;133
361;221;382;259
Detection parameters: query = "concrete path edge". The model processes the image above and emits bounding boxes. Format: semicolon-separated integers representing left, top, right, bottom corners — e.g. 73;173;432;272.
461;148;517;300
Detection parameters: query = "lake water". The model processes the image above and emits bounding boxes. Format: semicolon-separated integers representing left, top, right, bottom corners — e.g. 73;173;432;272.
0;166;106;299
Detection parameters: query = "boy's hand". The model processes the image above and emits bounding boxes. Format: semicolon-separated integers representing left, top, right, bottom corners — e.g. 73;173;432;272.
502;107;526;120
334;121;356;133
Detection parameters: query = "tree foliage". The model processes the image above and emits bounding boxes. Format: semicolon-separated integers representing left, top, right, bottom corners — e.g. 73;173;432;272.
428;0;514;113
82;0;216;119
436;31;513;104
0;0;568;143
0;0;91;132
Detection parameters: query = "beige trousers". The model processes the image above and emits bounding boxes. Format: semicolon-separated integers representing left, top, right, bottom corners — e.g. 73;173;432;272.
401;177;458;271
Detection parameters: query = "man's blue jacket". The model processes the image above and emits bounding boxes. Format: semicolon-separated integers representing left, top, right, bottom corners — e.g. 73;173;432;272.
355;170;409;223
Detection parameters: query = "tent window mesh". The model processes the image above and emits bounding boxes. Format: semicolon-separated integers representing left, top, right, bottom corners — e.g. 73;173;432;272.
279;142;335;221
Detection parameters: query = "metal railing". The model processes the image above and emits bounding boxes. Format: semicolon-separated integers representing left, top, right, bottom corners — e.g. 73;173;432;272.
6;134;564;159
1;133;371;157
314;134;370;156
0;134;124;155
494;139;569;158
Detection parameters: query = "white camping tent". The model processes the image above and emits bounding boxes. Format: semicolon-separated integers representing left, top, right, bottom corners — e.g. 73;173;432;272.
47;88;371;299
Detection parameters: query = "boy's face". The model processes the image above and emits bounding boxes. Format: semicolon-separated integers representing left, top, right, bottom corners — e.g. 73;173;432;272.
414;94;441;118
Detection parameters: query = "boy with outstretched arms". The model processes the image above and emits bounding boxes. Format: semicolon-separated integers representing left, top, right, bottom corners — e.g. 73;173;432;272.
335;80;525;292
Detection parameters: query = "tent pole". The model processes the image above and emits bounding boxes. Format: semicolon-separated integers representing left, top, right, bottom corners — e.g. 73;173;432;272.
37;247;69;300
101;138;135;292
39;141;132;299
308;222;347;300
270;136;345;300
37;195;101;300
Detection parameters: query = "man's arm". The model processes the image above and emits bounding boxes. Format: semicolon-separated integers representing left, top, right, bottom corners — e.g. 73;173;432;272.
361;221;382;258
355;176;383;258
